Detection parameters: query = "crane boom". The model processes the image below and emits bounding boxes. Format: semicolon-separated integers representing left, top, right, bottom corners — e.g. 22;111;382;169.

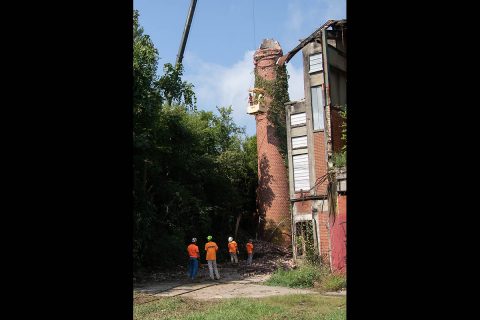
176;0;197;66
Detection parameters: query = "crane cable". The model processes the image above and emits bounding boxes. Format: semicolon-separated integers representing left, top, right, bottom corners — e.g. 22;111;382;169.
252;0;256;50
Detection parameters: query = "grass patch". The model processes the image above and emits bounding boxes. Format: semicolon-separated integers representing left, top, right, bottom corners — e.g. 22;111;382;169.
266;264;319;288
321;273;347;292
133;294;346;320
134;296;216;320
266;263;346;292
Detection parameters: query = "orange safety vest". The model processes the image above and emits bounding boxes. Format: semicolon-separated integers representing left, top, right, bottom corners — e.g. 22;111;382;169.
187;244;199;258
204;241;218;260
228;241;238;253
246;243;254;254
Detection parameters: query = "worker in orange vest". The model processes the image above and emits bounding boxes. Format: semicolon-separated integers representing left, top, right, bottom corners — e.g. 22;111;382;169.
246;239;254;265
205;235;220;280
227;236;239;265
187;238;200;280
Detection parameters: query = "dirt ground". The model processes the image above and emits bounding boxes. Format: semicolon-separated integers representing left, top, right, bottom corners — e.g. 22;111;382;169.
133;240;344;301
134;265;316;301
134;240;294;283
135;240;295;300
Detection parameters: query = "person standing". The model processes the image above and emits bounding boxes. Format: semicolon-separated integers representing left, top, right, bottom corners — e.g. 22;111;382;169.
227;237;239;265
246;239;254;265
187;238;200;280
205;235;220;280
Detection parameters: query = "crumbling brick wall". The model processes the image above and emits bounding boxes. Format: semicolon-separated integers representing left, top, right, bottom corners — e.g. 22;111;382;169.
254;39;291;247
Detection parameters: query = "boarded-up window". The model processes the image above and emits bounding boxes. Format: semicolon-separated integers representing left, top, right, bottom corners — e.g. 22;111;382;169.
291;112;306;126
309;53;323;73
293;154;310;191
292;135;307;149
311;86;324;130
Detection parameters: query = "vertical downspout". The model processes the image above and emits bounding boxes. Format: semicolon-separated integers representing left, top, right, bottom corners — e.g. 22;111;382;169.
286;107;297;260
312;207;319;256
318;200;324;259
291;207;296;260
321;28;334;271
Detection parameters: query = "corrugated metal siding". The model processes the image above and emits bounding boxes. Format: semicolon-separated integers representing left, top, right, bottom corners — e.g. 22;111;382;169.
291;112;306;126
293;154;310;191
292;135;307;149
309;54;323;73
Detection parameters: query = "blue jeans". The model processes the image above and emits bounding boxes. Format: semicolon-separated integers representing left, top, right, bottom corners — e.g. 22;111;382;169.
188;258;198;279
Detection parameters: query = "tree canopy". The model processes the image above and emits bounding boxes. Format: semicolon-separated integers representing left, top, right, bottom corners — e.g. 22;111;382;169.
133;10;258;271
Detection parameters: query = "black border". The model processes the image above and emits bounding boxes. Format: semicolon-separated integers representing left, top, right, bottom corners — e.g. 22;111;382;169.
6;1;133;317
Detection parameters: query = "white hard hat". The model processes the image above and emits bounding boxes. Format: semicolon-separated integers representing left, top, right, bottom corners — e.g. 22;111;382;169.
228;237;233;242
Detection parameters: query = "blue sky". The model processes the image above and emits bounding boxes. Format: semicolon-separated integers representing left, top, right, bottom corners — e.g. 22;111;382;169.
134;0;346;136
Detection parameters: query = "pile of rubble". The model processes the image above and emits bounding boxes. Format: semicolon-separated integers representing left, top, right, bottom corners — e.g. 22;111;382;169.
134;265;188;284
238;239;295;277
134;240;295;284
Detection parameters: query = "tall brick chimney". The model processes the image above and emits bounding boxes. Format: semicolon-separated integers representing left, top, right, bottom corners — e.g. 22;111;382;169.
253;39;291;247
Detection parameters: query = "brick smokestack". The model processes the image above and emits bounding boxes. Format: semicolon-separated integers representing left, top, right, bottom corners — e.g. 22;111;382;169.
254;39;291;247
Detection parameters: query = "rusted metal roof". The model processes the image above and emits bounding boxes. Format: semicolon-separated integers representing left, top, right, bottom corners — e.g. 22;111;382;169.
277;19;346;66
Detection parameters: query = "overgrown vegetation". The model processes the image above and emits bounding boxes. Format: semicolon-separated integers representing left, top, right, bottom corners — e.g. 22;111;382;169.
271;225;345;291
266;264;320;288
331;105;347;169
254;65;290;162
134;295;346;320
266;263;346;292
331;152;346;168
134;10;258;272
339;105;346;152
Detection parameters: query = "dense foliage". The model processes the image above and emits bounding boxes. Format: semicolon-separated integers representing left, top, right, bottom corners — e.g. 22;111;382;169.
254;65;290;162
134;11;258;271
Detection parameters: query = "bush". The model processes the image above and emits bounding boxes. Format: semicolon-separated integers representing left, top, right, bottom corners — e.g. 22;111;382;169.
322;273;346;292
266;264;320;288
266;263;346;291
331;152;346;168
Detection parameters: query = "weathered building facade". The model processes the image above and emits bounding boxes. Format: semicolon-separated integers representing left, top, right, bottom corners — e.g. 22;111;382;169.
280;20;347;273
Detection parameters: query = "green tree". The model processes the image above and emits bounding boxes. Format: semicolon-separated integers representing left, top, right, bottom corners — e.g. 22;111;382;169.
133;10;258;272
159;63;197;109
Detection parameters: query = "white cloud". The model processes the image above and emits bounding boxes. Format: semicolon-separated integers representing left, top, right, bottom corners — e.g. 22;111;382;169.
183;51;256;136
183;50;306;137
287;62;304;102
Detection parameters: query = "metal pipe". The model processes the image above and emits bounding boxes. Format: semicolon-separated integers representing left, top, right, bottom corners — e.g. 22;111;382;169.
322;28;333;163
290;195;327;202
176;0;197;66
321;28;334;271
318;199;324;259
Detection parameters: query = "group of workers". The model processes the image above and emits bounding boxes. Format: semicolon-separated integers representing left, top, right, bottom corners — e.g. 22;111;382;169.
186;236;254;281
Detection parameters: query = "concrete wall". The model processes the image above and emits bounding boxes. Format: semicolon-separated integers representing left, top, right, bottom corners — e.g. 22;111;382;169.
286;23;347;272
